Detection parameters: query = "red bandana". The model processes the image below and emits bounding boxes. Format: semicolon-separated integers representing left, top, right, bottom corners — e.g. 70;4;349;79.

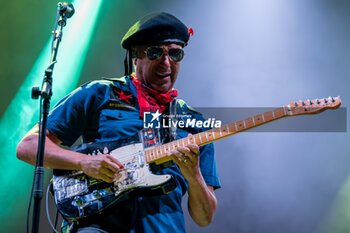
131;74;178;117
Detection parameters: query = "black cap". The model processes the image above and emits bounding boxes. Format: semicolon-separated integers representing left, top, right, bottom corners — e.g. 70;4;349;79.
121;12;190;49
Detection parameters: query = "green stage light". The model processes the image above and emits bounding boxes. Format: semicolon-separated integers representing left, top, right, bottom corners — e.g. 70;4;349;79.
0;0;103;230
317;176;350;233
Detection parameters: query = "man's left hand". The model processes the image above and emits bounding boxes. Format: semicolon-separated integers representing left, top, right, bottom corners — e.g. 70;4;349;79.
166;136;201;183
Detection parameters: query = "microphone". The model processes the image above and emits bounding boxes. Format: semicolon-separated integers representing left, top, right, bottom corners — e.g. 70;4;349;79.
58;2;75;18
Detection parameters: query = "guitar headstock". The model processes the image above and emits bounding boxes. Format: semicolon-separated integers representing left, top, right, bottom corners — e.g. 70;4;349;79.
285;96;341;116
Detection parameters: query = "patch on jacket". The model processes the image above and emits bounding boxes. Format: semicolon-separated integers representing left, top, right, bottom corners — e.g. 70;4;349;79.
109;85;137;109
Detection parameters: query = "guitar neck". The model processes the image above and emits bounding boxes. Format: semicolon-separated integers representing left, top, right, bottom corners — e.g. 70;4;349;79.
144;106;288;164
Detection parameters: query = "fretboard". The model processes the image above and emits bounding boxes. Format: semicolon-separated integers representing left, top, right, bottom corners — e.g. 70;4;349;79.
144;106;288;165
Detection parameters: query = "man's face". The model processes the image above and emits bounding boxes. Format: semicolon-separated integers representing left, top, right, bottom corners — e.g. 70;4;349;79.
134;43;182;93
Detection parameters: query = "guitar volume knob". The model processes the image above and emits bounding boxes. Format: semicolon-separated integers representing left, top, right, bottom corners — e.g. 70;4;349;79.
73;196;83;206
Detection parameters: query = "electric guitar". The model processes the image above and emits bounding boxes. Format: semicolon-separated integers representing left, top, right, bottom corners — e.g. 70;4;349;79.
52;97;341;221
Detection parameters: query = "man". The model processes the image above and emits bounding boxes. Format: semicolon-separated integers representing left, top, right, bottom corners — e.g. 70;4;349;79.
17;12;220;233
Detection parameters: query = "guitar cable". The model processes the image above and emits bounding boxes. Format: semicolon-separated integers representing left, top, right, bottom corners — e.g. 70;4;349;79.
54;207;59;233
46;183;60;233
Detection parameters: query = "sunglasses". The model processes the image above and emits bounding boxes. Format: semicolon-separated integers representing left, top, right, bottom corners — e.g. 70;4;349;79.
145;47;184;62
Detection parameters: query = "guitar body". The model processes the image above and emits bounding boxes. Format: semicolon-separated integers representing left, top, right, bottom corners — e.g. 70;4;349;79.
53;140;177;221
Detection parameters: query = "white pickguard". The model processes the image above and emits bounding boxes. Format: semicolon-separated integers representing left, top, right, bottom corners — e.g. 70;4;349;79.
109;143;172;195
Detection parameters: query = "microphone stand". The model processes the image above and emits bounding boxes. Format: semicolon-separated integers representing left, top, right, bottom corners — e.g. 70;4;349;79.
30;6;72;233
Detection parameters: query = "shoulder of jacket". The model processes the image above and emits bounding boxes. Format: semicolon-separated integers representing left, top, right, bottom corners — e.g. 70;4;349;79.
177;99;202;115
102;76;128;85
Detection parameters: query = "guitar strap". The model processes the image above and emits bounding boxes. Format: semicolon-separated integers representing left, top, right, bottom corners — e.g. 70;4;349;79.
148;100;178;173
168;98;178;141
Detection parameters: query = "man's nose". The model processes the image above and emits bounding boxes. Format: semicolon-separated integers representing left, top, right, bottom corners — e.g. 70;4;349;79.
160;53;171;67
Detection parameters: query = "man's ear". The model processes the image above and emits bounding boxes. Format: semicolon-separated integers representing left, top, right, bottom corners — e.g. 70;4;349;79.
131;48;138;58
132;48;139;66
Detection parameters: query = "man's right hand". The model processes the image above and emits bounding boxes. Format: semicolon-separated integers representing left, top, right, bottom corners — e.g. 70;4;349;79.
16;124;125;184
78;154;124;183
